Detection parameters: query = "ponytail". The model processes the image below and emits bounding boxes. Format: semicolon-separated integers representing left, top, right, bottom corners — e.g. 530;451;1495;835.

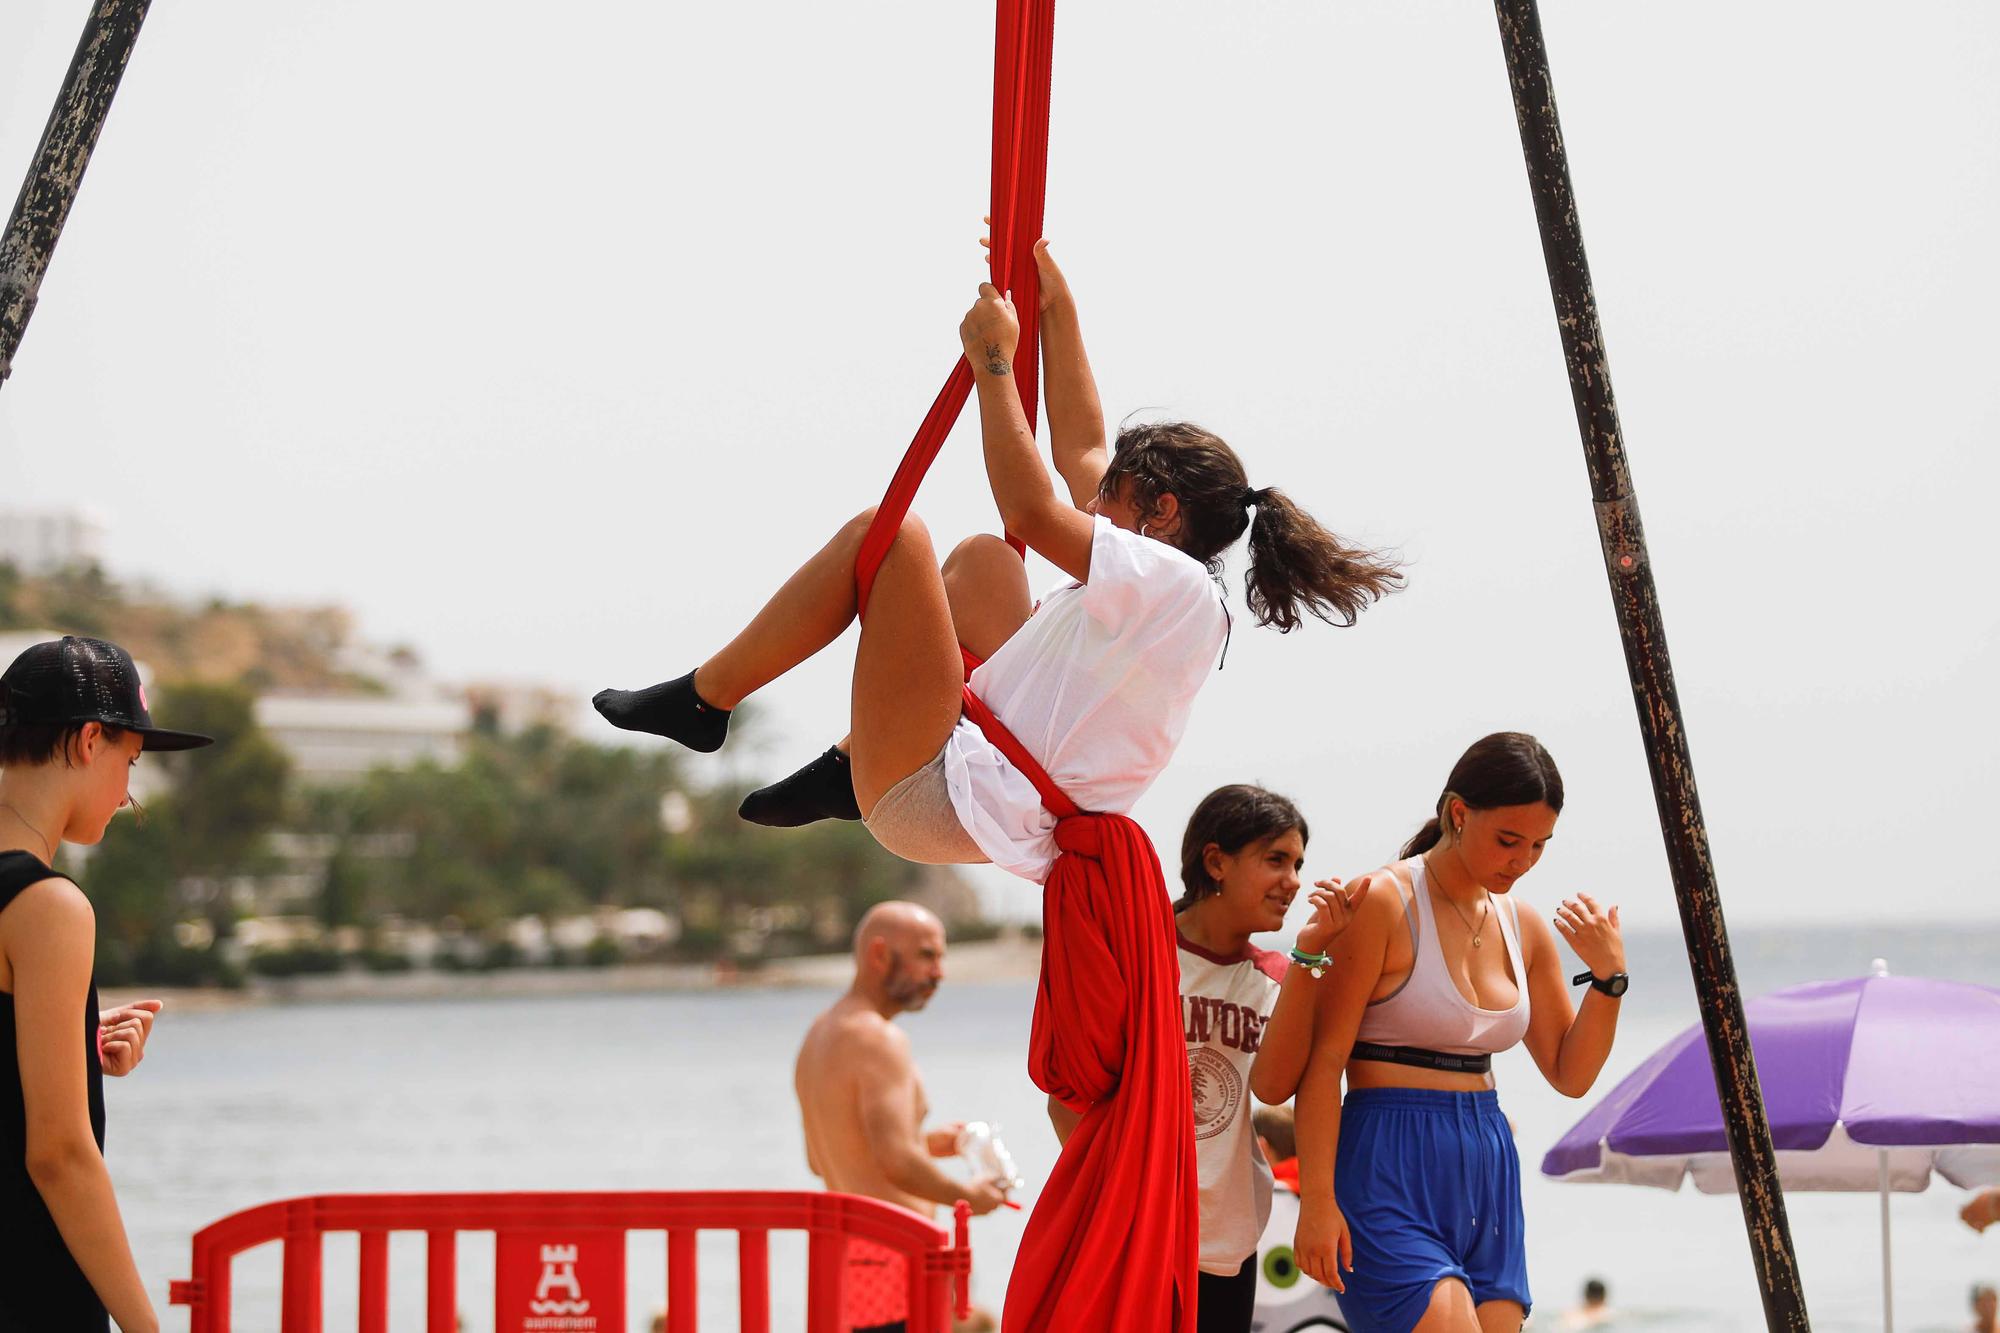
1098;420;1403;631
1400;816;1444;859
1244;488;1404;633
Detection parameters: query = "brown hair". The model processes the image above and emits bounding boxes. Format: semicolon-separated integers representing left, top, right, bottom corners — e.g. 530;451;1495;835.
1097;421;1403;632
1177;783;1308;912
1400;732;1564;857
0;717;129;769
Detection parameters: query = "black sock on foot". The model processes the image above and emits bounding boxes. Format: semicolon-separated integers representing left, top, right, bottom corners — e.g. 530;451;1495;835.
592;671;730;751
739;746;862;827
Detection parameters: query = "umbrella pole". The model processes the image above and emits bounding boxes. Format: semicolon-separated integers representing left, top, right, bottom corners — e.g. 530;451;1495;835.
1879;1151;1893;1333
0;0;155;390
1489;4;1812;1330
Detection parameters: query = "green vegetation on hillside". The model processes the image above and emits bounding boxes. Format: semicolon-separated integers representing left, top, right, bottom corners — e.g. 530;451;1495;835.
4;564;962;985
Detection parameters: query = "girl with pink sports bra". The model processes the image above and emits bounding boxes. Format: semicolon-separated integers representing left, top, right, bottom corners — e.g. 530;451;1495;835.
1249;732;1628;1333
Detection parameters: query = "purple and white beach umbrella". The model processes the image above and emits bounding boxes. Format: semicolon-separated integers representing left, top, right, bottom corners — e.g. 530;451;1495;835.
1543;962;2000;1331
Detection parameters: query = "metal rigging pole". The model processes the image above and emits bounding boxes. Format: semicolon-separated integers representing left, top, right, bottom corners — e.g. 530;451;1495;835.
1;0;154;389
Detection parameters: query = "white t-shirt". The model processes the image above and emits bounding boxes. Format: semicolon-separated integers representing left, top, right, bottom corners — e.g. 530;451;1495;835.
942;516;1229;882
1180;934;1287;1275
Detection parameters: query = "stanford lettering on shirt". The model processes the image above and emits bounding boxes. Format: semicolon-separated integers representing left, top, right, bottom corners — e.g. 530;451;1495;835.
1182;994;1269;1053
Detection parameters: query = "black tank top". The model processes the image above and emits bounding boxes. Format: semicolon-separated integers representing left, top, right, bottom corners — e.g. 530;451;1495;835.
0;850;111;1331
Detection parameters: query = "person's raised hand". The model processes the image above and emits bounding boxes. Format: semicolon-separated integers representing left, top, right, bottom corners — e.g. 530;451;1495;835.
962;1174;1011;1216
1555;893;1625;981
976;222;1068;314
927;1122;966;1159
1293;1197;1354;1292
1296;876;1372;957
1030;239;1071;313
959;283;1019;375
98;998;163;1077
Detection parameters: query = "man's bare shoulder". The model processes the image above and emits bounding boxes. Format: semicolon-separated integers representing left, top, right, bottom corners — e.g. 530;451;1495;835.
800;1002;909;1071
830;1006;909;1059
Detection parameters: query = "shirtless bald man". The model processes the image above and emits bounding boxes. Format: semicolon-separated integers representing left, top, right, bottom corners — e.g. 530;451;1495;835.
796;902;1009;1333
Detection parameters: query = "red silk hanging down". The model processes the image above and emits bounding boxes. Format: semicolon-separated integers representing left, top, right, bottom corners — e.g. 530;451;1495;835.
842;3;1200;1327
957;697;1200;1333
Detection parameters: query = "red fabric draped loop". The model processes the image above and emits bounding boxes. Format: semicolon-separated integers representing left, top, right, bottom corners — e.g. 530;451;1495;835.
1050;814;1109;859
1008;807;1198;1332
955;706;1197;1333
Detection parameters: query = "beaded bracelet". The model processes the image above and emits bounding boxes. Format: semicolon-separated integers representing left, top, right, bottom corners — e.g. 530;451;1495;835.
1290;946;1332;979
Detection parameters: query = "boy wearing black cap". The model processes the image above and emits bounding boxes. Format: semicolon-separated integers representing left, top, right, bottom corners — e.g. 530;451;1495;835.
0;636;212;1333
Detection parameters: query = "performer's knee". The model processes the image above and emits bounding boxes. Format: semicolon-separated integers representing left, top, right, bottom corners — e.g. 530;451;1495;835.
943;533;1027;599
844;507;934;557
944;532;1015;576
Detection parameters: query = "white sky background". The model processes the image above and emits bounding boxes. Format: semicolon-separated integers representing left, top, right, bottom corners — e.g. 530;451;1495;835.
1;0;1995;930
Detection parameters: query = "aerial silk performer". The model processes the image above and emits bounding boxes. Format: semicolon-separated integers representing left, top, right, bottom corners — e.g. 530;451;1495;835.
593;7;1402;1329
598;252;1401;1328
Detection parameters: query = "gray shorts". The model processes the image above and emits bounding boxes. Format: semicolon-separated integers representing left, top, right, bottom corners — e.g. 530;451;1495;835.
862;749;988;866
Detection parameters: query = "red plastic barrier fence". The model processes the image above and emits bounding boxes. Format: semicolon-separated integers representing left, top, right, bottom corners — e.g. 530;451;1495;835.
169;1190;973;1333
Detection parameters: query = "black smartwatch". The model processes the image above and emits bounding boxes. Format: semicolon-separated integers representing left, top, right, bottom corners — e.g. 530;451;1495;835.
1573;968;1629;998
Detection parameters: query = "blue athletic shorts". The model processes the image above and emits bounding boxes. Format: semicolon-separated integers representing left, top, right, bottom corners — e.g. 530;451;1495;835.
1331;1087;1531;1333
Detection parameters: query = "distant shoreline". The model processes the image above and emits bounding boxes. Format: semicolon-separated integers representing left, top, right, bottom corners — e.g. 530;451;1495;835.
101;934;1046;1011
102;920;2000;1014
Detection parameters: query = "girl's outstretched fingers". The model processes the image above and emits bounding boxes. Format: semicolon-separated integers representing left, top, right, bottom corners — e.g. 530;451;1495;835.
1557;894;1627;980
1296;883;1347;956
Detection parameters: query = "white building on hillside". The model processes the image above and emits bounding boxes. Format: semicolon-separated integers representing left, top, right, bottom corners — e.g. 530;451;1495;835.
254;694;472;785
0;508;107;573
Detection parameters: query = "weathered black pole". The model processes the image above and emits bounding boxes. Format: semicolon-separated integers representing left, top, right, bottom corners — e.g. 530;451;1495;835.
1490;3;1813;1329
0;0;154;390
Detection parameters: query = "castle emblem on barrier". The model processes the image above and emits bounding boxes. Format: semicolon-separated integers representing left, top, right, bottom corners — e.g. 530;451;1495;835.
530;1244;591;1316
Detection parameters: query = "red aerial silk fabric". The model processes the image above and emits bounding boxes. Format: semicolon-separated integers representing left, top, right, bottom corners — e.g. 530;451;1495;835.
959;694;1200;1333
853;0;1055;616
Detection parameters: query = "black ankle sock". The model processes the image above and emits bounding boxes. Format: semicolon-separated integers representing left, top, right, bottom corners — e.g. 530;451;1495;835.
739;746;862;827
591;671;730;752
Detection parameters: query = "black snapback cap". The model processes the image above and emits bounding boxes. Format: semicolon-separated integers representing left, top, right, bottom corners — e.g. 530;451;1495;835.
0;636;215;752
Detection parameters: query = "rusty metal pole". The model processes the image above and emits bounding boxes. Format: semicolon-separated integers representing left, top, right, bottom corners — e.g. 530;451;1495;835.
1491;3;1813;1328
0;0;154;389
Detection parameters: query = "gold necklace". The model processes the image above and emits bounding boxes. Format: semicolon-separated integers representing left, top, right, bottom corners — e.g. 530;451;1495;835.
0;803;54;863
1425;853;1490;948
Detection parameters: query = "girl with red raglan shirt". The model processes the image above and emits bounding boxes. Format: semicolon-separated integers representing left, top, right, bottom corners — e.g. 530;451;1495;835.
1174;785;1362;1333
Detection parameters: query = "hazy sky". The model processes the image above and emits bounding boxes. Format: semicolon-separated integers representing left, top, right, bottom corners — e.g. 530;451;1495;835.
3;0;1995;933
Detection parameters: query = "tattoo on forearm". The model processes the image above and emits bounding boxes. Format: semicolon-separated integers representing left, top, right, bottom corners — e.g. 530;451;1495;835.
983;342;1011;376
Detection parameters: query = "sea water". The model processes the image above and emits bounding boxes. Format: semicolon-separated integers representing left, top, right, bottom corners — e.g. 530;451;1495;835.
115;924;2000;1331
